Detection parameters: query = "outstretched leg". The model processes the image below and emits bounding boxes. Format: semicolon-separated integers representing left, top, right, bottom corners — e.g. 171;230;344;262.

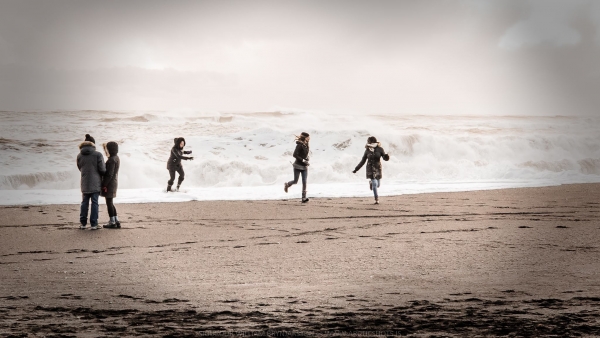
286;169;301;189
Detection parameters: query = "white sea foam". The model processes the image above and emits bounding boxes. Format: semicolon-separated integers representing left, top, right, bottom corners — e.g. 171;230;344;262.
0;111;599;205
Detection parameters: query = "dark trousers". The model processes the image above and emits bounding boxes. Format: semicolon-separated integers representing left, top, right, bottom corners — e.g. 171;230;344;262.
168;166;185;186
288;168;308;191
80;192;99;226
105;197;117;217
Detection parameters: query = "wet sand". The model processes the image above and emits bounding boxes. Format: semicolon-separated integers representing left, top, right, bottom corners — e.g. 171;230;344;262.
1;184;600;337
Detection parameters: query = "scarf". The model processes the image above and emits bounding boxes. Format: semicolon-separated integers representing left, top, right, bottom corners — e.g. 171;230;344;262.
366;142;380;152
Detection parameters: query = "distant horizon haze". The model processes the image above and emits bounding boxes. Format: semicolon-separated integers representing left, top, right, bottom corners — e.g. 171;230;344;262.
1;0;600;116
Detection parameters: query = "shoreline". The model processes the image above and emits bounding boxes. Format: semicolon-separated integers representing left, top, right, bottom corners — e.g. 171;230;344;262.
1;183;599;336
1;180;596;206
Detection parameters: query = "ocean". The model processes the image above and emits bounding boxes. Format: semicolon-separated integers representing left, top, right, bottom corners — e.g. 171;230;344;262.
1;110;599;205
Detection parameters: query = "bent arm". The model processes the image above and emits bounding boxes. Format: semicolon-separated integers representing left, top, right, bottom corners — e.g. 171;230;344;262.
172;148;192;161
293;144;306;162
381;148;390;161
102;160;115;187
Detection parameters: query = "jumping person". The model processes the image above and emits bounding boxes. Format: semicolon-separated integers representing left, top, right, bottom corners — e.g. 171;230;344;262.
166;137;193;192
284;132;310;203
101;142;120;228
77;134;106;230
353;136;390;204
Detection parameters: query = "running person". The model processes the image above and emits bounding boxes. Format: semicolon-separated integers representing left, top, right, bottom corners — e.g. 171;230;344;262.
353;136;390;204
166;137;193;192
284;132;310;203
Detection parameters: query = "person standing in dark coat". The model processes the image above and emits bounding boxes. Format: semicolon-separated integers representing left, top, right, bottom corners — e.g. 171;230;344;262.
101;142;120;228
77;135;106;229
353;136;390;204
166;137;193;192
284;132;310;203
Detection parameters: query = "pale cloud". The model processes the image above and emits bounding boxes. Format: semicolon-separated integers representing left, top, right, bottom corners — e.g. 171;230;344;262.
1;0;600;115
499;0;587;49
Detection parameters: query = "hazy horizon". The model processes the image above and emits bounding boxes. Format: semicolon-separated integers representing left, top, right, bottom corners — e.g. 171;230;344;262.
1;0;600;116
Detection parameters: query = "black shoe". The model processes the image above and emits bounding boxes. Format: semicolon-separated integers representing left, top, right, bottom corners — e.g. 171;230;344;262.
302;198;309;203
167;185;172;192
115;221;121;228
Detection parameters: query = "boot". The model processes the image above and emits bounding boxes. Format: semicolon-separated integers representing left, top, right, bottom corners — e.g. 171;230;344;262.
114;215;121;228
284;182;289;193
302;190;309;203
104;217;118;228
167;185;172;192
374;198;379;205
176;185;181;192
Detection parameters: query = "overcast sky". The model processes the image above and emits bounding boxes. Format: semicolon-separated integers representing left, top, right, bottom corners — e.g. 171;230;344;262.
1;0;599;115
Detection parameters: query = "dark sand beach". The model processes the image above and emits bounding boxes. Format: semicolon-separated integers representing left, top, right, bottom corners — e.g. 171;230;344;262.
1;183;600;337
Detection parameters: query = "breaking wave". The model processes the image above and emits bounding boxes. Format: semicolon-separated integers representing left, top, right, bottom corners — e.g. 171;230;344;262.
1;111;600;193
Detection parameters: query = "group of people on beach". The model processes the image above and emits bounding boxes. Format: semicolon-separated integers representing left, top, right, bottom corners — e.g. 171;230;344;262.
77;134;121;230
77;132;389;229
282;132;390;204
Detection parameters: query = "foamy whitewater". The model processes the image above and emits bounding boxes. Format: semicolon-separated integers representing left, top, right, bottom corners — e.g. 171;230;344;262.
1;110;600;205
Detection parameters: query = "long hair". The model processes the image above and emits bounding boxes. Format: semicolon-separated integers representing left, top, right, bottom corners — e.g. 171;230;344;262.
295;134;307;143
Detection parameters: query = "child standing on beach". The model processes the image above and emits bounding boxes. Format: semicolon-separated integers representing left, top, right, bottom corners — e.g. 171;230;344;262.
77;134;106;230
353;136;390;204
166;137;194;192
101;142;120;228
284;132;310;203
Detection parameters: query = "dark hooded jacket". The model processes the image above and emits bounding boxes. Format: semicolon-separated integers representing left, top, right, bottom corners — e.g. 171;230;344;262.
101;142;120;198
167;137;192;169
354;143;389;179
77;141;106;194
292;141;310;170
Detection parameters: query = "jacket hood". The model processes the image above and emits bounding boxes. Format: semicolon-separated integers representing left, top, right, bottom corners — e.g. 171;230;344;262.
174;137;186;149
103;142;119;157
79;141;96;155
79;141;95;149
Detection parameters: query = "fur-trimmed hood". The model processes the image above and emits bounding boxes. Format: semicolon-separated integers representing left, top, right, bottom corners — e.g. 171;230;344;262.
79;141;95;149
102;142;119;157
365;142;381;149
79;141;96;155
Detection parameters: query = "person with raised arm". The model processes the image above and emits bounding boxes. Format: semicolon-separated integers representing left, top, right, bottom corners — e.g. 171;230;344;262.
353;136;390;204
166;137;193;192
